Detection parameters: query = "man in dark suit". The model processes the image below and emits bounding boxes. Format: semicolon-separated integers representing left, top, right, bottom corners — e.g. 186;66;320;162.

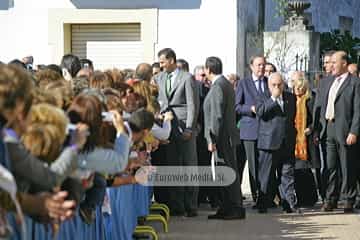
313;50;338;203
256;72;298;213
235;56;270;204
193;65;221;207
314;51;360;213
203;56;245;220
154;48;199;217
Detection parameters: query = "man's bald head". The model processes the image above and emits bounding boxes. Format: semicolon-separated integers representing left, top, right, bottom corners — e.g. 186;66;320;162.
269;72;283;83
331;51;349;76
135;63;153;82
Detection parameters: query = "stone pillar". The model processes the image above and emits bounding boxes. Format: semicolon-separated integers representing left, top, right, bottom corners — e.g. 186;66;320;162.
237;0;247;79
263;1;320;86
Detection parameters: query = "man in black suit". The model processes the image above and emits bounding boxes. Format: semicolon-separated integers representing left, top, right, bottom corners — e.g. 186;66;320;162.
203;56;245;220
314;51;360;213
256;72;298;213
313;50;338;203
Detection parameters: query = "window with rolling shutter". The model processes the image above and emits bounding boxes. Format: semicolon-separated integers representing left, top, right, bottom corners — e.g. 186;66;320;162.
71;23;142;70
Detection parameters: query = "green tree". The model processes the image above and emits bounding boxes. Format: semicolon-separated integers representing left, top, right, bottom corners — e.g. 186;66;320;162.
320;30;360;63
273;0;289;18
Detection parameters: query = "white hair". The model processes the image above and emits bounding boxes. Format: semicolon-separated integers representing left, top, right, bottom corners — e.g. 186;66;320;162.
268;72;284;82
193;65;205;75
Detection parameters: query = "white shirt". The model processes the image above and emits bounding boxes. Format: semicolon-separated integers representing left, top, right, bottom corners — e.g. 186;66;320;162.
212;75;222;84
325;72;348;120
252;73;264;92
168;68;179;82
334;72;348;90
271;95;284;111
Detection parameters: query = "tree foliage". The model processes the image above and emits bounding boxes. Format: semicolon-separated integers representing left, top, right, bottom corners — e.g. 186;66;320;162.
273;0;289;18
320;30;360;63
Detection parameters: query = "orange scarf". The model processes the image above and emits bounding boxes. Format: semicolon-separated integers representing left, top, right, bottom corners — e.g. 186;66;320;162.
294;93;309;160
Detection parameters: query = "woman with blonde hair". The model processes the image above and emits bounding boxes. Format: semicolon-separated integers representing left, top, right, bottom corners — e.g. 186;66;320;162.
44;80;74;110
23;103;69;165
292;72;320;206
26;103;69;139
23;124;65;165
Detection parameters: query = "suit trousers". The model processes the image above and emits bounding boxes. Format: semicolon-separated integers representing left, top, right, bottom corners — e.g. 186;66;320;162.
152;145;169;204
218;143;243;211
197;131;221;206
166;135;198;213
243;140;259;201
236;140;247;186
258;146;297;208
325;121;358;204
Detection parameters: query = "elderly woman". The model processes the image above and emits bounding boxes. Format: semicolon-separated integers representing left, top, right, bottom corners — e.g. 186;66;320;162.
292;72;320;206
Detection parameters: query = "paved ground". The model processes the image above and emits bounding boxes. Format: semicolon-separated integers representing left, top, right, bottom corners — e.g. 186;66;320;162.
156;202;360;240
151;163;360;240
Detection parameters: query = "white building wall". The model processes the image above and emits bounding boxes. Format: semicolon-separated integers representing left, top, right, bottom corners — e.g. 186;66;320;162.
0;0;238;74
0;0;75;65
156;0;237;74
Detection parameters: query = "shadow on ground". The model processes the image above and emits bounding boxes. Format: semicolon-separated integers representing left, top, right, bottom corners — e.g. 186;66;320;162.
153;199;359;240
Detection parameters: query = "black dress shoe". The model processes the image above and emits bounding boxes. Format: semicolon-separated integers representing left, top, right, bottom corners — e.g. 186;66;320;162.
354;200;360;209
223;211;246;220
170;210;185;216
321;202;335;212
344;207;354;214
208;212;224;220
185;211;198;217
344;202;354;214
268;201;278;208
258;206;267;213
284;206;302;214
208;209;225;220
281;200;301;214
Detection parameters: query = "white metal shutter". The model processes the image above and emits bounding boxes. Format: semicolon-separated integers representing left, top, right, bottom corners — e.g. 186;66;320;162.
71;23;142;70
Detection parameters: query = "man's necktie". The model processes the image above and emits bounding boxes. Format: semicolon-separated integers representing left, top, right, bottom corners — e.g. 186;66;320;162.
166;73;173;97
277;98;284;112
257;79;263;93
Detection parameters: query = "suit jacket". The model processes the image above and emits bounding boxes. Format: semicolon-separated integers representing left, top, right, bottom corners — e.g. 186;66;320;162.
304;92;320;168
235;76;270;140
256;91;296;158
314;74;360;144
194;80;210;135
203;76;240;158
155;70;198;137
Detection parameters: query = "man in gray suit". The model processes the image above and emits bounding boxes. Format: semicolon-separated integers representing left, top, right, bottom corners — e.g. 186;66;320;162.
154;48;199;217
314;51;360;213
203;56;245;220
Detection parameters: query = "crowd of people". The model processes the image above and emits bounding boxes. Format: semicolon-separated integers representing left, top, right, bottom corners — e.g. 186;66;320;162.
1;47;360;239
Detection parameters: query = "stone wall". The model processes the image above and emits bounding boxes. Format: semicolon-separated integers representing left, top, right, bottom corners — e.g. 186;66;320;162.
265;0;360;37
